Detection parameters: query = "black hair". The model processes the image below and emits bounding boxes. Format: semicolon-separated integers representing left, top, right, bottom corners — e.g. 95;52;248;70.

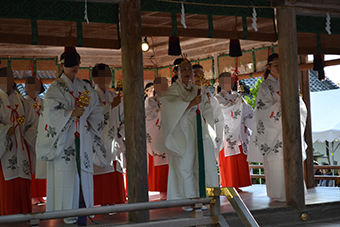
92;63;110;78
25;76;45;94
193;64;203;70
173;66;178;72
171;75;178;84
144;82;154;100
264;53;279;79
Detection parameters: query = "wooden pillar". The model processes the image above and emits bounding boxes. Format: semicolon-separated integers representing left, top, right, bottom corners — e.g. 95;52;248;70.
119;0;150;223
300;56;315;189
277;5;305;210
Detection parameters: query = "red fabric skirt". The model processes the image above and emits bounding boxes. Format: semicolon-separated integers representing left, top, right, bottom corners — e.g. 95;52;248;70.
0;161;32;215
148;154;168;192
219;146;252;188
94;161;126;205
31;175;46;198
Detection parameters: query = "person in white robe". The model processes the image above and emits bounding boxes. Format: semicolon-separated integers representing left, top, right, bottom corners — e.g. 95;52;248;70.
92;63;126;205
247;53;307;202
146;77;169;200
35;48;108;224
156;58;219;211
193;64;224;162
0;67;38;215
215;72;254;191
25;76;47;204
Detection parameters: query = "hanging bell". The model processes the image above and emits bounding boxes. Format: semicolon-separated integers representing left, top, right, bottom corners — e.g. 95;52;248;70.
168;37;182;56
229;39;242;57
313;55;324;71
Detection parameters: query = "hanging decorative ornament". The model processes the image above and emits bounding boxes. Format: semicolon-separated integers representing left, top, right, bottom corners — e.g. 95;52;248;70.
181;3;187;29
289;0;297;4
325;12;331;35
252;8;258;32
84;0;90;24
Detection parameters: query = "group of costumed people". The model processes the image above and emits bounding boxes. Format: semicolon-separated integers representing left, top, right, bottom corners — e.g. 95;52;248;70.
0;48;308;223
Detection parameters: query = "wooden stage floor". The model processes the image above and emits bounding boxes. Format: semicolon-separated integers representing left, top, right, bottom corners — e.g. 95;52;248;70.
2;185;340;226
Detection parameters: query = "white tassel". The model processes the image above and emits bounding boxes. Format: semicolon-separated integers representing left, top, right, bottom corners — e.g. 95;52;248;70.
181;3;187;29
325;12;331;35
84;0;90;24
252;8;258;32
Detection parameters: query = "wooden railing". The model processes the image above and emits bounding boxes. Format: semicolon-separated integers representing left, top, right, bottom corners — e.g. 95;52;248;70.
249;165;340;180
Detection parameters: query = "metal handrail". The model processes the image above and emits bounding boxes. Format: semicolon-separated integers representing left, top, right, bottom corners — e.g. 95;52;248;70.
0;198;211;225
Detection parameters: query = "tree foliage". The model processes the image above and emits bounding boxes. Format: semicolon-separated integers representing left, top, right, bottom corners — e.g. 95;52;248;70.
244;77;264;108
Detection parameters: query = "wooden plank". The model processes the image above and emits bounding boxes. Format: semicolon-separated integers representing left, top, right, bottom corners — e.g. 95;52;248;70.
119;0;150;223
278;5;305;210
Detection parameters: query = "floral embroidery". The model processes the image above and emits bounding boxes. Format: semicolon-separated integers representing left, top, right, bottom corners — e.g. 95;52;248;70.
61;146;75;164
215;137;221;144
46;125;57;138
272;140;283;154
7;155;17;172
93;135;107;158
214;118;219;124
232;109;241;120
0;99;3;108
268;85;274;96
22;160;30;175
227;140;237;151
108;126;115;141
253;136;259;147
273;111;281;122
83;152;90;169
53;139;58;150
97;121;105;132
260;143;270;155
104;112;110;126
257;99;265;110
257;120;265;135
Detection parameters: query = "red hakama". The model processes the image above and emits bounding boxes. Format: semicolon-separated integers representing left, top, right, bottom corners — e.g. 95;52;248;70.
219;146;252;188
94;161;126;205
148;154;168;192
0;161;32;215
31;175;46;198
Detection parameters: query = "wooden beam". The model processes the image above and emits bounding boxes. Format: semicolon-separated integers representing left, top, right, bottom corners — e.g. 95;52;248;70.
278;5;305;210
237;58;340;80
142;27;277;42
0;34;120;49
120;0;150;223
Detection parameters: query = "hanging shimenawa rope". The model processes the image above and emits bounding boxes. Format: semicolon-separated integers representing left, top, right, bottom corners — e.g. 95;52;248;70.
181;3;187;29
84;0;90;24
325;12;331;35
252;8;258;32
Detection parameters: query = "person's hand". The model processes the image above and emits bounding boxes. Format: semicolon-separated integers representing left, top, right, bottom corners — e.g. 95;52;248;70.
111;95;121;109
188;95;202;109
7;127;15;136
71;107;85;117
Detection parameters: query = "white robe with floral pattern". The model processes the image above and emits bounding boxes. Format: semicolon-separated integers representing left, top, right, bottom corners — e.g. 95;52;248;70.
156;81;219;200
247;74;307;200
35;74;108;211
93;86;123;174
145;96;168;166
215;90;254;158
0;90;38;181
